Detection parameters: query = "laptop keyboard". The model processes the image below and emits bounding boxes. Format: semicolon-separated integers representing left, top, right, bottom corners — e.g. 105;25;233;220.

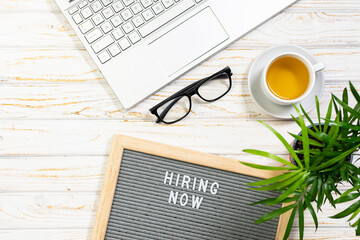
68;0;202;64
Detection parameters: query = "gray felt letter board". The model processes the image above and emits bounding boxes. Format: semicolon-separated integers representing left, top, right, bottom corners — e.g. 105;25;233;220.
91;135;290;240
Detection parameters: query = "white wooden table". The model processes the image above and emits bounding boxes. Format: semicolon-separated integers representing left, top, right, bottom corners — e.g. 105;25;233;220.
0;0;360;239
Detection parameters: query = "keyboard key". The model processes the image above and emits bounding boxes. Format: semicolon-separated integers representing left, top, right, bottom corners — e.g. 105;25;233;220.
98;50;111;63
101;22;113;33
162;0;174;8
92;14;105;25
92;35;114;53
131;3;143;15
140;0;153;8
120;9;133;21
112;1;124;12
79;20;94;33
102;7;114;19
132;15;144;27
128;31;141;44
108;44;121;56
91;1;103;12
122;0;134;6
81;7;93;19
72;13;83;24
140;0;194;37
152;3;164;15
68;6;78;15
85;28;103;43
111;15;123;27
122;22;134;33
142;9;154;21
118;37;131;50
112;28;124;40
102;0;114;6
78;1;88;8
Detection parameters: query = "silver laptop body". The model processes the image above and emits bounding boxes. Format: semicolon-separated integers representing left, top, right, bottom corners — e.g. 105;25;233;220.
55;0;297;109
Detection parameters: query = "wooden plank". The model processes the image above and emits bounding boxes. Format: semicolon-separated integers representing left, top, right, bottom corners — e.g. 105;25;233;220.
0;83;357;120
0;227;357;240
0;156;106;192
1;0;360;12
0;229;90;240
0;119;359;157
0;119;317;156
289;227;359;240
0;192;355;229
0;154;357;192
1;48;360;85
1;11;360;48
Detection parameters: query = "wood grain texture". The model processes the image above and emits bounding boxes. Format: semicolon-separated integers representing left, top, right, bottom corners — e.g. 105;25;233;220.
0;0;359;239
0;192;355;229
0;83;357;121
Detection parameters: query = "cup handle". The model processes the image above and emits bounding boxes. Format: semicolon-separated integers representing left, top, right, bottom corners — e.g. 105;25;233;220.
313;62;325;72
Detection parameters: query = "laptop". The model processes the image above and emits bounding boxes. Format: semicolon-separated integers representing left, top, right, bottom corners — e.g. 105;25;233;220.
55;0;297;109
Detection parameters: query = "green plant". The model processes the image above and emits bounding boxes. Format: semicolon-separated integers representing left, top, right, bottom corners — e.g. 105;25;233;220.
240;83;360;240
329;82;360;235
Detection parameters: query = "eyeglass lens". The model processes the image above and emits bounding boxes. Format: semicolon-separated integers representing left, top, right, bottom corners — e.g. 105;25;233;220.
198;72;231;101
156;72;231;123
157;95;191;123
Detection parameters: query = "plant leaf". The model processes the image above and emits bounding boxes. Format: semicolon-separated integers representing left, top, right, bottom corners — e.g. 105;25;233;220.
288;133;324;147
258;120;304;169
331;200;360;219
350;217;360;227
304;194;318;229
254;203;297;225
349;207;360;222
239;161;295;171
298;200;304;240
340;165;348;181
333;94;360;120
249;196;300;205
350;81;360;104
282;205;297;240
323;98;333;133
340;184;360;199
316;177;325;212
308;177;318;201
311;144;360;171
248;171;305;191
324;181;336;207
316;96;322;131
312;117;341;167
294;105;310;169
273;172;310;204
335;193;360;204
247;170;301;186
242;149;296;167
300;104;319;132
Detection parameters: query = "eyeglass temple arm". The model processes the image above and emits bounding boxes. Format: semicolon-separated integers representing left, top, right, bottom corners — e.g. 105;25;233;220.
156;97;182;123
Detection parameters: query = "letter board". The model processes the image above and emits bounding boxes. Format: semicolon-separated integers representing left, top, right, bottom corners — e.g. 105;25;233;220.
92;135;291;240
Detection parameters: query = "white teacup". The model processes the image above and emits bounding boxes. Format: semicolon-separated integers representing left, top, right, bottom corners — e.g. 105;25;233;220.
261;52;325;106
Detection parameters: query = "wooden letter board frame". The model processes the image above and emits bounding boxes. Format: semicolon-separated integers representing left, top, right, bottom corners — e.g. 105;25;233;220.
91;135;291;240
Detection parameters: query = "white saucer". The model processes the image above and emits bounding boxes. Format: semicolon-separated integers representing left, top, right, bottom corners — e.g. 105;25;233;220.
248;45;325;119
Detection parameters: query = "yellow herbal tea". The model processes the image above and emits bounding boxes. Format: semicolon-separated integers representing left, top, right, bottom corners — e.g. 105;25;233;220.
266;56;310;100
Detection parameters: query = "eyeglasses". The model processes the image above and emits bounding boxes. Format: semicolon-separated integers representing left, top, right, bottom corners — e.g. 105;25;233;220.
149;67;232;124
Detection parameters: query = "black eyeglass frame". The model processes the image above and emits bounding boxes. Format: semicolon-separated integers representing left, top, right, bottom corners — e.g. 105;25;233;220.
149;67;233;124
